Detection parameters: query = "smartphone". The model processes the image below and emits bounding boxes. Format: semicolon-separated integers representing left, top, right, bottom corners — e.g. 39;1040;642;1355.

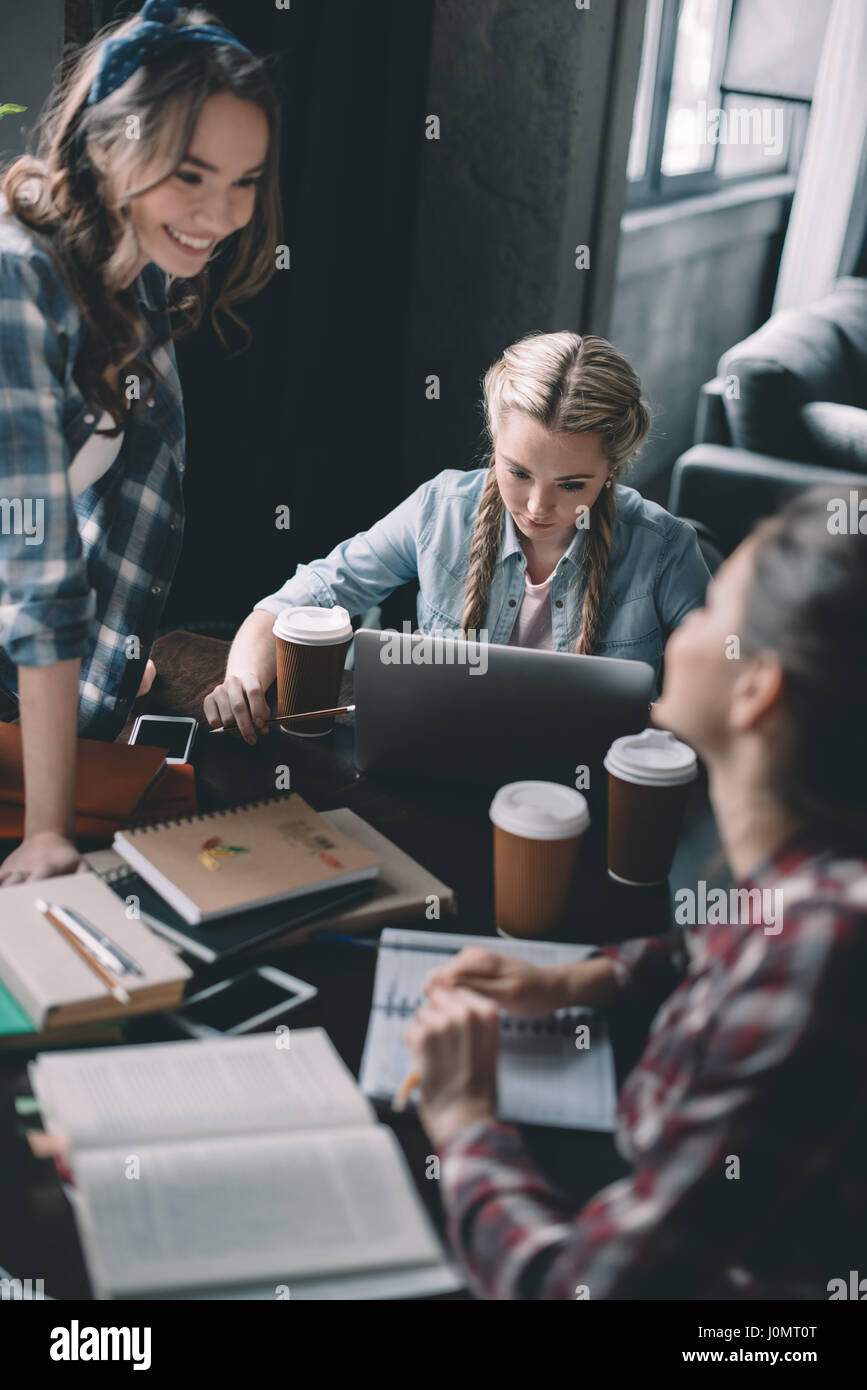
169;967;318;1038
130;713;198;764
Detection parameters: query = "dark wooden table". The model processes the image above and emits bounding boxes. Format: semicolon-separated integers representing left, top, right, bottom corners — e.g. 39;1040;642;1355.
0;631;727;1299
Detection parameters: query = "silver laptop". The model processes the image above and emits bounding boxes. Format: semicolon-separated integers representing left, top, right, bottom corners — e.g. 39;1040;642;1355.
353;628;654;789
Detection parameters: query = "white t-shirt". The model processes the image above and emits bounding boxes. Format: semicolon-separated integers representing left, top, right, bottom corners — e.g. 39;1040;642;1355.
68;410;125;497
507;569;555;650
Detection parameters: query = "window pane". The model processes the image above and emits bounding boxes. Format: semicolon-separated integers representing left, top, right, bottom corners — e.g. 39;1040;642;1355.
661;0;721;176
627;0;665;181
715;95;791;177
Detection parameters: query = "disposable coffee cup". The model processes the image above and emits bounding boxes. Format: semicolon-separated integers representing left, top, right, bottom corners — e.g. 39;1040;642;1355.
603;729;698;886
489;781;590;939
272;606;353;737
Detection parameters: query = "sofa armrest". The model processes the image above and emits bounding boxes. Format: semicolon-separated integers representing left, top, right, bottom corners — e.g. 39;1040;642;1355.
694;379;732;446
668;444;867;555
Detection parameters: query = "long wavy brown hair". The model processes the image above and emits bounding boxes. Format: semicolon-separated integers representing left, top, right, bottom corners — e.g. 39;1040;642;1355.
462;332;652;653
0;5;283;436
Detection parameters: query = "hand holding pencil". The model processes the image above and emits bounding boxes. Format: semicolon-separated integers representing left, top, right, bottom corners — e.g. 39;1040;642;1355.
203;662;354;745
210;705;355;736
401;984;500;1149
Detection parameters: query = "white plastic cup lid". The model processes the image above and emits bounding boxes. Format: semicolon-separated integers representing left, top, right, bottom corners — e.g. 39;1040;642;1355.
272;605;353;645
489;781;590;840
603;729;698;787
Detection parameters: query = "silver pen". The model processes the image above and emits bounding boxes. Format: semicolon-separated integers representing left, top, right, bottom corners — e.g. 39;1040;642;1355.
45;903;141;978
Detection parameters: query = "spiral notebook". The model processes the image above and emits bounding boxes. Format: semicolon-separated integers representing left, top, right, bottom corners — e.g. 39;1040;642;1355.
360;928;618;1130
88;806;455;963
112;794;382;926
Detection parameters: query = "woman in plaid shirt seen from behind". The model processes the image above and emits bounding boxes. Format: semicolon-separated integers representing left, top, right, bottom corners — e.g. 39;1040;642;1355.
406;485;867;1300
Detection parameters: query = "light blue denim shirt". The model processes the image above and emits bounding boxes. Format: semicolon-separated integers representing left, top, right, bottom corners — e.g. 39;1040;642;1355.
254;468;711;694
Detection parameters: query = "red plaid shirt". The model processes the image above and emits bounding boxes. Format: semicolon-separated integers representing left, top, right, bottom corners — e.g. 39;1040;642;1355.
437;833;867;1299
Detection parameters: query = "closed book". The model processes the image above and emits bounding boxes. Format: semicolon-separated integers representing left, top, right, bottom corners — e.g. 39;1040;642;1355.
100;869;375;964
0;981;123;1051
112;794;382;925
251;807;457;948
0;873;192;1029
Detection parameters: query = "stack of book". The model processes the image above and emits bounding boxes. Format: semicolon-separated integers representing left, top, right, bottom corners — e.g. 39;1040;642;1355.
90;795;456;963
0;793;457;1047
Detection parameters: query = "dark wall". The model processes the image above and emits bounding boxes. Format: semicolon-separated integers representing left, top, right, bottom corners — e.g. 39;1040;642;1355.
400;0;641;491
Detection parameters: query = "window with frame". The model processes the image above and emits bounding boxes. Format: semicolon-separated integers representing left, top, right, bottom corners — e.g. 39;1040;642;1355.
626;0;810;209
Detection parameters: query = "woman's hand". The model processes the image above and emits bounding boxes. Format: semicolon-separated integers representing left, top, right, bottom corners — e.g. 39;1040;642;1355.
423;947;621;1016
423;946;567;1019
404;985;500;1149
205;612;278;743
203;672;270;745
0;831;91;887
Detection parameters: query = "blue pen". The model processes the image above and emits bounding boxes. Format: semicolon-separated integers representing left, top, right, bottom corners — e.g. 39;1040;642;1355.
316;934;465;957
317;933;378;949
56;904;144;976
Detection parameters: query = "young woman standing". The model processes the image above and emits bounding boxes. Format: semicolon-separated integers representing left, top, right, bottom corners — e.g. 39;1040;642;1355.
0;1;281;884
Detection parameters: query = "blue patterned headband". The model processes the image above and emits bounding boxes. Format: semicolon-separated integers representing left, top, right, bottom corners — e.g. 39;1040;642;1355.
87;0;252;106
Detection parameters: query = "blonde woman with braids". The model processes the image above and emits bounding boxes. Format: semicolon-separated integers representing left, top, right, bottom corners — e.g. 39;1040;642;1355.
209;332;710;742
0;0;280;885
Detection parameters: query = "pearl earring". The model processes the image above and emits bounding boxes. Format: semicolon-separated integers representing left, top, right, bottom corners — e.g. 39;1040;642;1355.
605;475;613;489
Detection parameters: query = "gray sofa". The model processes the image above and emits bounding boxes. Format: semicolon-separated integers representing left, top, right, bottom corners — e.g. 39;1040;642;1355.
669;277;867;557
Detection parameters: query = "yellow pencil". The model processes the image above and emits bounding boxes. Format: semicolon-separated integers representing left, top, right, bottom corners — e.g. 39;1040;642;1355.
36;899;131;1007
392;1067;421;1113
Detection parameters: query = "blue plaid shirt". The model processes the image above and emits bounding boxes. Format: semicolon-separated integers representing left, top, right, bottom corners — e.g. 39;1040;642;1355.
0;204;185;739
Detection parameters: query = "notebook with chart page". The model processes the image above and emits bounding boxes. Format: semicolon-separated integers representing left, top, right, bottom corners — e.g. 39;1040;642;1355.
112;794;382;925
360;929;618;1130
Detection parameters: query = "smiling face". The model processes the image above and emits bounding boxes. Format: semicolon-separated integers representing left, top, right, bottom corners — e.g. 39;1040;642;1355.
123;91;269;283
493;412;611;552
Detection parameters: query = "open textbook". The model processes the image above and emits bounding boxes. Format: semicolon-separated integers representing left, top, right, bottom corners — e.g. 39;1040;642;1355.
360;929;618;1131
29;1030;461;1300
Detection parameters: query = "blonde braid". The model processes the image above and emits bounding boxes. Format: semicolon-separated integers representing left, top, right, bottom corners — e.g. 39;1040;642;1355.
575;483;615;654
461;456;504;637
